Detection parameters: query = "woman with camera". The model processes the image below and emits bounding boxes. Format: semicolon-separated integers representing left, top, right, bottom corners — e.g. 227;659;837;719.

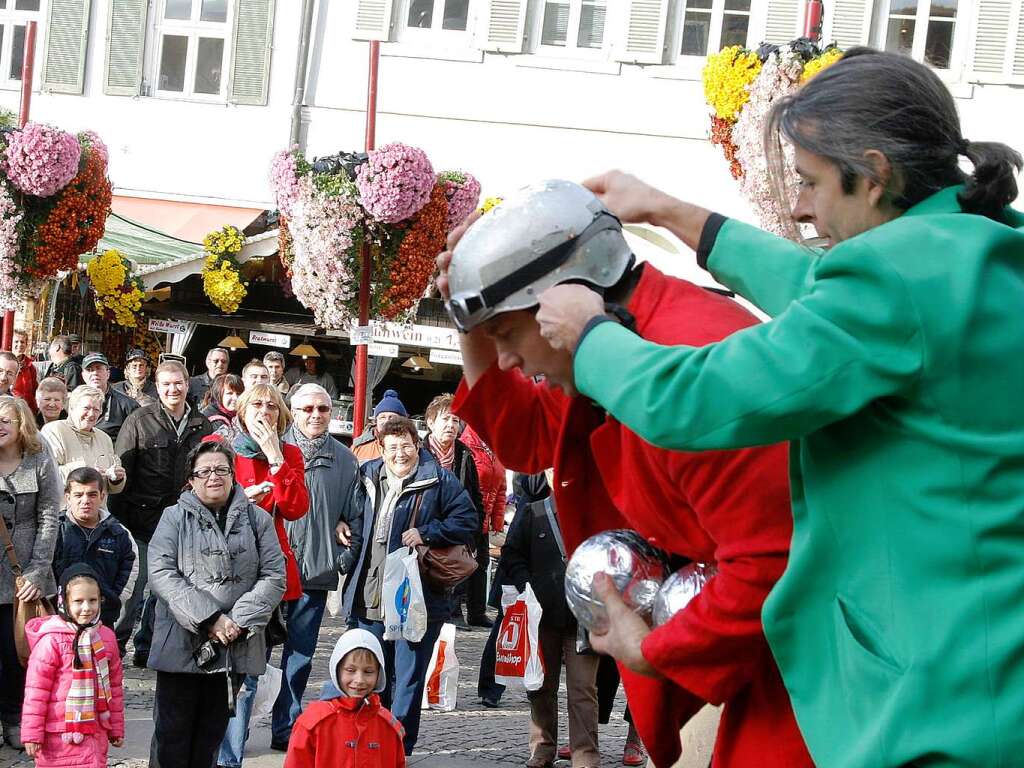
147;441;286;768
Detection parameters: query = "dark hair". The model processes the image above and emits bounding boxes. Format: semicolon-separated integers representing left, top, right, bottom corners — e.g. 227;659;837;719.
766;47;1022;228
263;351;285;365
376;416;420;446
186;440;236;475
0;351;17;365
203;373;244;410
65;466;107;494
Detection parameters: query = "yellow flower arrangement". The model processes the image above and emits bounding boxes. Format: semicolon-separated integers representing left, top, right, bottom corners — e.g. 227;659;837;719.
86;249;144;327
201;225;248;313
801;48;843;83
478;196;503;215
703;46;762;123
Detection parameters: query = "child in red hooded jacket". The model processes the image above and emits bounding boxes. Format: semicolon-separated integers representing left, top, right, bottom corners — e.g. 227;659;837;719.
284;629;405;768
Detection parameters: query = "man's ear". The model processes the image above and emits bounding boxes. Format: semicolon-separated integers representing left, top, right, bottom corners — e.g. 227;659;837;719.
862;149;894;208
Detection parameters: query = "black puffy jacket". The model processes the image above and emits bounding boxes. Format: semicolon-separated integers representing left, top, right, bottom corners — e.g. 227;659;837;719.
112;403;213;542
52;512;136;627
98;387;139;443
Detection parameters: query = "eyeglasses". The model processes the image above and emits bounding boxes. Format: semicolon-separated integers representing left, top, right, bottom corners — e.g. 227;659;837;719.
191;466;233;479
296;405;331;414
382;444;417;455
0;416;17;426
249;400;280;411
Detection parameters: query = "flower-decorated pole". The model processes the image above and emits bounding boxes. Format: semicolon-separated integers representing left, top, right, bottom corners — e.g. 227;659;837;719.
2;19;35;350
352;40;380;439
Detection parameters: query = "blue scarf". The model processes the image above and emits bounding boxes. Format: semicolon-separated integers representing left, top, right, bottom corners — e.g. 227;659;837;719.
232;430;266;461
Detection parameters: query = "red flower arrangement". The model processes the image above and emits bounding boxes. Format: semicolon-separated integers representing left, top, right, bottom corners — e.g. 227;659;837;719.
710;116;743;180
378;183;448;318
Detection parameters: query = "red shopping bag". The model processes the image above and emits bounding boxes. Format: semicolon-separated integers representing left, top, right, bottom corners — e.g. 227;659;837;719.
494;584;545;691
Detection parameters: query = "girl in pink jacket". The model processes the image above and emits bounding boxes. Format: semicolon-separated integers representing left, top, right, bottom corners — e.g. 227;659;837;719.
22;564;125;767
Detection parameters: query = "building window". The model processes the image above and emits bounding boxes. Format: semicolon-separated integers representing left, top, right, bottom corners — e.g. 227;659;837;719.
155;0;231;98
539;0;608;52
678;0;751;58
884;0;957;69
406;0;469;30
0;0;40;88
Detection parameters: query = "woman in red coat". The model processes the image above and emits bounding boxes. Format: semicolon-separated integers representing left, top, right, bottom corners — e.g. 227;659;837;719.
218;382;309;768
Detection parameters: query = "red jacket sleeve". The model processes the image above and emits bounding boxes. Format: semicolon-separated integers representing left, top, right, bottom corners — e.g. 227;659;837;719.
21;633;59;745
641;442;792;704
104;627;126;738
453;364;567;475
270;443;309;522
282;719;316;768
490;463;507;533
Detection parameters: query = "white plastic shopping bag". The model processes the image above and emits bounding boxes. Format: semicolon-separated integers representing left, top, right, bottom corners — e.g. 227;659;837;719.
494;583;545;691
251;663;283;720
420;622;459;711
382;547;428;643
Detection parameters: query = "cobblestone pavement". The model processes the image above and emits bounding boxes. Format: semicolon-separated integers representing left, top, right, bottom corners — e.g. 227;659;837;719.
0;610;634;768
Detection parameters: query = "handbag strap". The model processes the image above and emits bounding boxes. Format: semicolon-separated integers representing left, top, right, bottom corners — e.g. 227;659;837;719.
0;492;23;578
542;498;567;562
408;491;426;531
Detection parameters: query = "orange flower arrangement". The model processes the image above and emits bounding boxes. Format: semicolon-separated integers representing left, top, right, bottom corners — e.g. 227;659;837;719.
29;149;112;278
378;183;448;318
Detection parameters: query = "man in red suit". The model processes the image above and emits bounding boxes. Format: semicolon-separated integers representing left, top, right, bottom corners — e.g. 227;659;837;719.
11;328;38;412
439;182;812;767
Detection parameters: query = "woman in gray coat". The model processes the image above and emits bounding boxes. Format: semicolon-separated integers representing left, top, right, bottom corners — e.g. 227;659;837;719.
147;441;285;768
0;395;61;750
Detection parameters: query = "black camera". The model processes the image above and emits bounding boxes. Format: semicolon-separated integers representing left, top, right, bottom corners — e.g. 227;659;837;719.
192;640;222;670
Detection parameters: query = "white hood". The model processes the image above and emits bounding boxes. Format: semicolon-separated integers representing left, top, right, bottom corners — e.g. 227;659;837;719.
328;629;387;695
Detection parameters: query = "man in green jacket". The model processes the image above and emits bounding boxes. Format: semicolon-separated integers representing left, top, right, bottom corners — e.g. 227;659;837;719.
528;49;1024;767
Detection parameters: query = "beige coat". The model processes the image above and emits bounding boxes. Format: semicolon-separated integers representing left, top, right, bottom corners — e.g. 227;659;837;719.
40;419;126;497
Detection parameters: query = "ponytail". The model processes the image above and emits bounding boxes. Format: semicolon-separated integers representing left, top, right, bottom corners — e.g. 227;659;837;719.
958;141;1023;220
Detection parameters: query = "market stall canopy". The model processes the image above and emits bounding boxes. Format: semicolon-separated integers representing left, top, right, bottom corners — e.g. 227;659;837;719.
110;196;264;242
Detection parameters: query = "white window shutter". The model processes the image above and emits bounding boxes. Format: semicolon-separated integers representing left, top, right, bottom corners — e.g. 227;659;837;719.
104;0;148;96
352;0;396;42
42;0;91;94
612;0;670;63
1014;10;1024;77
764;0;801;44
968;0;1022;82
477;0;529;52
228;0;276;105
825;0;871;49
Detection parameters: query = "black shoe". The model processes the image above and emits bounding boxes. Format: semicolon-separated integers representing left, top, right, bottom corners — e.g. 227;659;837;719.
132;650;148;668
480;696;500;708
468;616;493;628
451;616;471;630
270;739;289;752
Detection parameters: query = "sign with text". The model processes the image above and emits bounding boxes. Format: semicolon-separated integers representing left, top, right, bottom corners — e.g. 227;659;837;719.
368;342;399;358
371;321;459;351
248;331;290;349
350;325;373;345
428;348;463;366
148;318;189;335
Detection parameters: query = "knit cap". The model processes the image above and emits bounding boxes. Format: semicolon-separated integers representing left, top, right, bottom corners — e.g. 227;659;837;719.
373;389;408;418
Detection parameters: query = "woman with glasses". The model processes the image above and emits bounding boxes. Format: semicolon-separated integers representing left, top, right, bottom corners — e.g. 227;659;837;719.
0;395;62;750
200;374;244;443
40;385;126;495
147;441;285;768
342;415;477;756
217;383;308;768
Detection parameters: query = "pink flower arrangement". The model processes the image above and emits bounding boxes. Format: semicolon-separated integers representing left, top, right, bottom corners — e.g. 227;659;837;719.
356;143;434;224
2;122;81;198
439;171;481;232
270;147;303;219
0;182;24;310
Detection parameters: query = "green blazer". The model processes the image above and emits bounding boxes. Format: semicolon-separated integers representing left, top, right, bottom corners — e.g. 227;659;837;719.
573;187;1024;767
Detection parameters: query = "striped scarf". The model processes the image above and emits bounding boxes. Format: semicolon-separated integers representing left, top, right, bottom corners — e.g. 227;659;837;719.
63;622;113;743
428;436;455;471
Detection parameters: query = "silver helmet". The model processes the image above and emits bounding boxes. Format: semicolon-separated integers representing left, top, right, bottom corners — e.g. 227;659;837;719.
446;180;632;333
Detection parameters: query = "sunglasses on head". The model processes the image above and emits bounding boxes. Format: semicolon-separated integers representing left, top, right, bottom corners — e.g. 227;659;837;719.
296;405;331;414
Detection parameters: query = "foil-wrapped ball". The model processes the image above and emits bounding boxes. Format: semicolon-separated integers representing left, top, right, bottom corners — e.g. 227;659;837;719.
652;563;717;626
565;530;671;632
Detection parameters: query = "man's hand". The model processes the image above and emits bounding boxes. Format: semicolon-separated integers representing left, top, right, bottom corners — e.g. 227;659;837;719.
335;520;352;546
401;528;424;548
536;285;606;353
583;171;672;226
24;742;40;758
209;614;241;645
588;573;660;677
15;577;42;602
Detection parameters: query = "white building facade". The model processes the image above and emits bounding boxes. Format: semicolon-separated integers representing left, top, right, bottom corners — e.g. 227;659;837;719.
0;0;1019;263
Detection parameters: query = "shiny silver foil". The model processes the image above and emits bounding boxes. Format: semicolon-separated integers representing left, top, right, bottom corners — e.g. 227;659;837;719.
564;530;671;633
652;563;717;627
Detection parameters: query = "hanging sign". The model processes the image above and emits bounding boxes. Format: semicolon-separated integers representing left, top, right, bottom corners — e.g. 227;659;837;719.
350;325;373;346
371;322;459;351
149;318;189;335
368;342;399;358
429;348;463;366
249;331;291;348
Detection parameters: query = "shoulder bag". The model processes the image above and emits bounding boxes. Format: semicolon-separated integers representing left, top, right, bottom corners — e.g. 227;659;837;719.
409;491;479;590
0;492;54;667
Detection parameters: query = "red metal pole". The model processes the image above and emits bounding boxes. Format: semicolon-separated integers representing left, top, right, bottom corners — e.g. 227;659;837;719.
804;0;824;42
2;20;37;350
352;40;380;438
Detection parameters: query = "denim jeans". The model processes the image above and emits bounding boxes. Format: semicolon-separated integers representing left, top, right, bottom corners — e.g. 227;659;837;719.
217;663;265;768
114;539;154;655
270;590;328;744
354;617;443;756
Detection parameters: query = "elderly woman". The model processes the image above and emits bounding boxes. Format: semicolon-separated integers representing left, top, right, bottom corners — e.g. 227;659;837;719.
33;377;67;429
343;416;477;756
40;385;126;496
218;383;308;768
0;396;62;750
147;441;285;768
201;373;244;442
